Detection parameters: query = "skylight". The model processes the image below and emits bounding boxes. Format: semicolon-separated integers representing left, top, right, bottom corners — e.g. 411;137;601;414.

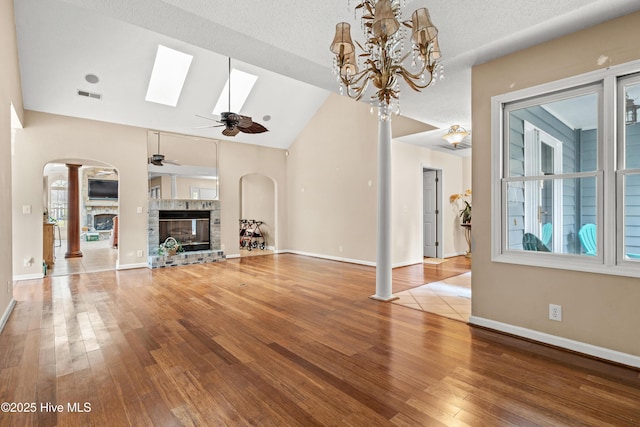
145;45;193;107
212;69;258;114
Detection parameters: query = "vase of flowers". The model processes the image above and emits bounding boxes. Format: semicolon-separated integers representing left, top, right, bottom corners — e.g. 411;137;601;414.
450;189;472;224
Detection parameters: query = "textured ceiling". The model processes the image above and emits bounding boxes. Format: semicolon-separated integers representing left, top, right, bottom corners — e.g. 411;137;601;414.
14;0;640;154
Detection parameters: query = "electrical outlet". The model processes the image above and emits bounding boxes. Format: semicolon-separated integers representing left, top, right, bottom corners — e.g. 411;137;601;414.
549;304;562;321
137;250;143;258
7;280;11;294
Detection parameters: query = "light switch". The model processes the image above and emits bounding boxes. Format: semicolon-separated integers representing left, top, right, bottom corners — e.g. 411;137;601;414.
137;206;143;214
22;205;31;214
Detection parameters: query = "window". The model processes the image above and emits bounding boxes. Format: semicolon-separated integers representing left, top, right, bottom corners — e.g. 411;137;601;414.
619;75;640;262
492;60;640;277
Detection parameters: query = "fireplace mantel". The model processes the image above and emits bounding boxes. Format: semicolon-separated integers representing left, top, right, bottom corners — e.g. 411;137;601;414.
148;199;225;268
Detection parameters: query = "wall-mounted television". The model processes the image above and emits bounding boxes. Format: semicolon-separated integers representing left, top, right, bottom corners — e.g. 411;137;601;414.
88;179;118;200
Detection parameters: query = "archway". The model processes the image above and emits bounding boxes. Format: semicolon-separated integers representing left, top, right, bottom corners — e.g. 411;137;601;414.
43;161;119;276
239;173;276;256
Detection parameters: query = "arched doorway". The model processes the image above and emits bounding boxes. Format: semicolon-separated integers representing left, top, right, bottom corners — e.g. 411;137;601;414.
43;161;119;276
239;173;276;257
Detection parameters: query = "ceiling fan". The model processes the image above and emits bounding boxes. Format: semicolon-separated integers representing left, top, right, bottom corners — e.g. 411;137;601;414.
148;132;180;166
196;57;268;137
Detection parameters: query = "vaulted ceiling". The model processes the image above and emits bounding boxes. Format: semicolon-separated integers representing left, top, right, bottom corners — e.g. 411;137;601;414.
13;0;640;154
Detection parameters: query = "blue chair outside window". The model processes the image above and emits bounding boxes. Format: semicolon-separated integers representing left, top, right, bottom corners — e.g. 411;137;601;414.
541;223;552;248
578;223;596;256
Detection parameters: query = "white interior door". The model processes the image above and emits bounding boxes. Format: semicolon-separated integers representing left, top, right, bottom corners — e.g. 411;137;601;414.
423;170;438;258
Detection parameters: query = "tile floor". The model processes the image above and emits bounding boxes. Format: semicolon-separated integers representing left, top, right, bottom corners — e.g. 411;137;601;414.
48;238;118;276
392;272;471;322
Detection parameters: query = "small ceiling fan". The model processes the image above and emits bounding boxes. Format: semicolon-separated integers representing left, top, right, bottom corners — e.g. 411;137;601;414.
196;57;268;137
148;132;180;166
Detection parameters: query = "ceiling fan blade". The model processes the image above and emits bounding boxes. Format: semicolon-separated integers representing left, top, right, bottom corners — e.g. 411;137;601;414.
193;124;224;129
238;122;269;134
195;114;219;122
222;127;240;137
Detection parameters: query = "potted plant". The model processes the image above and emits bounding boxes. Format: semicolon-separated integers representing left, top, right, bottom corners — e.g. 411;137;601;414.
158;236;183;256
450;189;472;224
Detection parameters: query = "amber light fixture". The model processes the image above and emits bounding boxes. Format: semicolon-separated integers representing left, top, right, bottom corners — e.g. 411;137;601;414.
443;125;469;147
330;0;442;118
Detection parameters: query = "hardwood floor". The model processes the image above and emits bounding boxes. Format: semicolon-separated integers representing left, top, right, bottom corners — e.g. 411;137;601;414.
2;254;639;426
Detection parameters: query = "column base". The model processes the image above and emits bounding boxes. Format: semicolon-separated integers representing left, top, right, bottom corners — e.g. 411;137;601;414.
65;251;83;259
369;294;399;302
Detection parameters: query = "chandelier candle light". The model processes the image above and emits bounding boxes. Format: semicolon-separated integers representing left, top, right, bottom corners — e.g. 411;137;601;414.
331;0;442;301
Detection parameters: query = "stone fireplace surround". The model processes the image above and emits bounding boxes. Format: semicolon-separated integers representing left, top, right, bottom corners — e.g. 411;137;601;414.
148;199;225;268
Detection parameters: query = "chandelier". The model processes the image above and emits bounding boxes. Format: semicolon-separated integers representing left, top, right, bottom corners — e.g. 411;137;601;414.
330;0;442;118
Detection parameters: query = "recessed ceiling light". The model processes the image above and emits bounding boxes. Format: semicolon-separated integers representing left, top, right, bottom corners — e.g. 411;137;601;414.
145;45;193;107
213;69;257;114
85;74;99;84
263;115;271;122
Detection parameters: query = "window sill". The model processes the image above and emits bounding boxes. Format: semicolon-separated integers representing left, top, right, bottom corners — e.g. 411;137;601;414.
492;251;640;279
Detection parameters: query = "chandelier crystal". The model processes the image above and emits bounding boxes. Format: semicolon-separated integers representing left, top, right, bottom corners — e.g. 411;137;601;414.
330;0;442;119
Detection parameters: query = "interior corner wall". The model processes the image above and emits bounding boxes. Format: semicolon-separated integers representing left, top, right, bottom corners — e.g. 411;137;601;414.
286;93;379;263
12;111;150;276
472;11;640;357
1;0;25;322
392;141;469;264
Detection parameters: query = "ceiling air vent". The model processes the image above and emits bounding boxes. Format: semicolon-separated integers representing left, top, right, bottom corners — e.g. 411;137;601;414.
77;89;102;100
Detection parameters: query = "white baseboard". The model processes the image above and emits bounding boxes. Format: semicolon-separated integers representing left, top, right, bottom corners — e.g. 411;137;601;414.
0;299;16;334
286;250;375;267
225;253;241;259
13;273;44;281
394;259;423;268
469;316;640;369
116;262;148;270
444;251;467;258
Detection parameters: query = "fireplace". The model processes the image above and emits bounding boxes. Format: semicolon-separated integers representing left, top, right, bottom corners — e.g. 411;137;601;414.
94;213;116;231
148;199;223;268
159;210;210;252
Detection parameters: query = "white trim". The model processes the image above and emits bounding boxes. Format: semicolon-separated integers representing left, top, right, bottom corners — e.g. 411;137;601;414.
469;316;640;369
0;299;16;334
492;59;640;276
286;250;376;267
14;273;44;281
116;262;148;270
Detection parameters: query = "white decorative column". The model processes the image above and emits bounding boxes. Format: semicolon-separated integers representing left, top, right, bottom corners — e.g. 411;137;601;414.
370;105;396;301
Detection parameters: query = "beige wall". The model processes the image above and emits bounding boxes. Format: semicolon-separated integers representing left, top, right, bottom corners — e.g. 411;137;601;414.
287;94;379;263
1;0;24;322
218;140;287;256
288;93;469;265
12;111;150;276
392;141;470;263
12;111;290;271
472;12;640;357
241;174;276;248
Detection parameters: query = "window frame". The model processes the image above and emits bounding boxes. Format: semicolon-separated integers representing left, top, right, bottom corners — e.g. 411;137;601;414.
491;59;640;278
